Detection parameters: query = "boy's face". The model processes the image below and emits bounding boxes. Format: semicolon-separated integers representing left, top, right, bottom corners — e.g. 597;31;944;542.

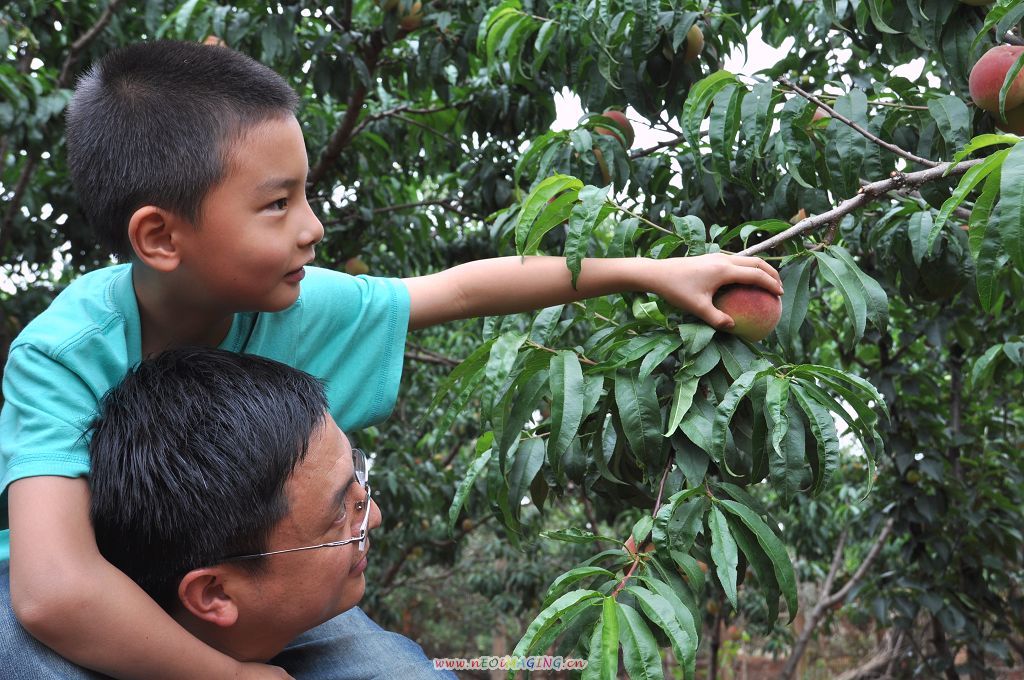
214;413;381;659
174;114;324;313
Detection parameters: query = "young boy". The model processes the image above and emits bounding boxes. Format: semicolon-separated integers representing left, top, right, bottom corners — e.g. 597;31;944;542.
0;41;782;679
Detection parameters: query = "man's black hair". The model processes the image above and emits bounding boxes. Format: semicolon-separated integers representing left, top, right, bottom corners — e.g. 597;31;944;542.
89;347;327;610
66;40;300;258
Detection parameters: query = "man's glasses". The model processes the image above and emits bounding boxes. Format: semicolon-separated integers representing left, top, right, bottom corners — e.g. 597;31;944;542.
222;448;372;562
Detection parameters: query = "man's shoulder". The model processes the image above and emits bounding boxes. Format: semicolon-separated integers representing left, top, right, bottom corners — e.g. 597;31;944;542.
11;265;134;361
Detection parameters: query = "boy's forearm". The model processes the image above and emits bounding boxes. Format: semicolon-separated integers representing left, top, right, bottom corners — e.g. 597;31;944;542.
15;554;239;680
404;256;649;330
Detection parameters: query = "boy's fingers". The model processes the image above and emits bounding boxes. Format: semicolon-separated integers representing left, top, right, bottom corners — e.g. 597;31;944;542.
731;266;784;295
731;256;781;285
700;303;734;329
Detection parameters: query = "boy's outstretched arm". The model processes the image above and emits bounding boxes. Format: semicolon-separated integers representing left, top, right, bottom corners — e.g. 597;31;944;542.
404;253;783;331
8;476;291;680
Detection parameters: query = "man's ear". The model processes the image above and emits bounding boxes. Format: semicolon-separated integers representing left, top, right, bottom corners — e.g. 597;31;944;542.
127;205;184;272
178;567;240;628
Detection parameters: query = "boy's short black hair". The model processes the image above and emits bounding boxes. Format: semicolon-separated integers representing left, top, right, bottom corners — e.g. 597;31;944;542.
66;40;300;258
89;347;327;610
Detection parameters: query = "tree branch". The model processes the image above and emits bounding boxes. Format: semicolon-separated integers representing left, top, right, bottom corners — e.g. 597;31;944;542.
780;77;940;168
58;0;126;88
738;159;984;256
780;517;895;680
350;103;457;138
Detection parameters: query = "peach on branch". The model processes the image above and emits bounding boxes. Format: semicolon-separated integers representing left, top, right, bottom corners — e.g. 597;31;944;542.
712;284;782;342
344;257;370;276
398;1;424;31
594;109;634;148
969;45;1024;114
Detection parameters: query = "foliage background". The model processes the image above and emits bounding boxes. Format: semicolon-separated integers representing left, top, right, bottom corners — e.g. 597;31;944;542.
2;0;1024;678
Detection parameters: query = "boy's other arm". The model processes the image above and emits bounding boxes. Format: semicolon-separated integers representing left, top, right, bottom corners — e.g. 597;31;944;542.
8;476;292;680
404;254;783;331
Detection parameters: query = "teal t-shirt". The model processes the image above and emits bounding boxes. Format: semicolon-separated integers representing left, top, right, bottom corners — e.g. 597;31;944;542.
0;264;410;561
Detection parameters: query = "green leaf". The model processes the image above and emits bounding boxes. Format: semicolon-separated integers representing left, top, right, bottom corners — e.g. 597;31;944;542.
999;49;1024;123
508;437;545;506
765;375;790;460
638;336;683;382
725;515;781;623
681;71;738;150
719;499;798;622
626;586;698;679
969;167;1001;261
927;95;971;151
617;603;665;680
970;343;1005;391
973;2;1024;52
427;338;496;413
509;589;603;674
543;566;616;609
632;515;655;546
664;371;700;436
484;331;528;401
637;576;699;679
825;246;888;332
776;257;812;354
583;597;620;680
931;150;1008;252
651;487;705;554
614;371;665;468
709;505;739;609
812;251;867;344
867;0;901;34
515;174;584;254
769;401;806;502
542;527;617;544
788;364;888;421
678;323;716;356
448;445;492;535
549;350;586;461
908;211;935;266
791;383;841;495
566;184;614;287
710;368;768;464
994;140;1024;270
952;133;1021;163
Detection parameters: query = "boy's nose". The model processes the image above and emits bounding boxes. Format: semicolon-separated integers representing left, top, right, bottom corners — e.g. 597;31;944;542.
299;213;324;248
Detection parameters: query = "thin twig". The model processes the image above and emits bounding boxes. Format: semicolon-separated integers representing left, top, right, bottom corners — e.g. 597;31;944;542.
738;159;984;256
780;77;940;168
525;339;598;366
350;103;456;138
57;0;126;87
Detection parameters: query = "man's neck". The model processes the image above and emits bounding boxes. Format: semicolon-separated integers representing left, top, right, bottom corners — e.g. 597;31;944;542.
131;264;235;358
176;612;290;664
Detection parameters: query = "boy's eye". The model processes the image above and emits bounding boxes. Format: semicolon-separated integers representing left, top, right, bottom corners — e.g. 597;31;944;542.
270;198;288;211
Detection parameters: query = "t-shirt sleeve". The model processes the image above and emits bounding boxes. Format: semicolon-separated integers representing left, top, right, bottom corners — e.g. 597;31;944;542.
0;344;95;494
290;270;410;431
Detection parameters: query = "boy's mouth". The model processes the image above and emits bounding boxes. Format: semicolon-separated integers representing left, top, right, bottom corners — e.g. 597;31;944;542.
284;266;306;283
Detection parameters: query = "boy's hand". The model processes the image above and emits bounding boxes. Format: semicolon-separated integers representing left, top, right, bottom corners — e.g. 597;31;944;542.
234;662;295;679
642;253;783;330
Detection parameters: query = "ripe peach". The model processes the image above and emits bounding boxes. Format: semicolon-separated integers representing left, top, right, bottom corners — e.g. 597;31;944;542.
969;45;1024;114
683;25;704;63
595;109;634;148
712;284;782;342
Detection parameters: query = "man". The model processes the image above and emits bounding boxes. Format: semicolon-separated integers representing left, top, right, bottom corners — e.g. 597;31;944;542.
85;347;443;677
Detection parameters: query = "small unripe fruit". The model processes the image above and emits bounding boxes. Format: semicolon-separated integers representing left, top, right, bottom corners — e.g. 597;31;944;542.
345;257;370;276
811;106;830;122
683;25;704;63
712;284;782;342
969;45;1024;114
595;109;634;147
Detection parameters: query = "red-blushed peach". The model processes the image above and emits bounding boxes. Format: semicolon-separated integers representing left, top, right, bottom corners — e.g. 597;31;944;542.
969;45;1024;114
712;284;782;342
595;109;634;148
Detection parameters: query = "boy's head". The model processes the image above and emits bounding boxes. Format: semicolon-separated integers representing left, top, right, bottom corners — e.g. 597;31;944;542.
89;347;381;661
66;40;299;258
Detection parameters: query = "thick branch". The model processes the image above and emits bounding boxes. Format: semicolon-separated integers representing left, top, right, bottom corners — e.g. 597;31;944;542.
780;517;895;680
780;77;940;168
738;159;984;256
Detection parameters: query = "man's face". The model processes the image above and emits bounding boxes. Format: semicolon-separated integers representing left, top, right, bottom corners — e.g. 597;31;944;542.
173;114;325;313
215;414;381;659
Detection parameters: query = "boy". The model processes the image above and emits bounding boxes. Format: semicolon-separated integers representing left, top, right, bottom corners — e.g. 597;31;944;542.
88;347;435;678
0;41;782;678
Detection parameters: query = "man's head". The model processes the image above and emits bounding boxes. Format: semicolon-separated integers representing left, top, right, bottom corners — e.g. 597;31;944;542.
89;348;381;661
66;40;300;259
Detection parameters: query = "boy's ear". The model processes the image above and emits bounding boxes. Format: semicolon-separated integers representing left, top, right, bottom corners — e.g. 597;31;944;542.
178;567;240;628
128;205;184;272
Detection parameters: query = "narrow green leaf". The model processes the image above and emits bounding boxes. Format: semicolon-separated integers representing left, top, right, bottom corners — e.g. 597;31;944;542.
549;350;586;461
510;589;603;675
664;371;700;436
709;368;767;464
719;499;799;622
791;383;841;495
931;149;1008;252
994;140;1024;270
583;597;620;680
448;446;492;535
515;174;584;254
867;0;901;34
709;505;739;609
927;95;971;150
765;375;790;460
678;323;716;356
681;70;738;149
626;586;698;679
826;246;888;332
951;133;1020;163
970;343;1005;390
617;603;665;680
566;185;614;286
812;251;867;344
725;516;781;624
543;566;616;609
614;371;665;468
969;167;1001;261
999;50;1024;123
776;257;812;354
508;437;545;505
769;401;806;502
637;576;699;680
